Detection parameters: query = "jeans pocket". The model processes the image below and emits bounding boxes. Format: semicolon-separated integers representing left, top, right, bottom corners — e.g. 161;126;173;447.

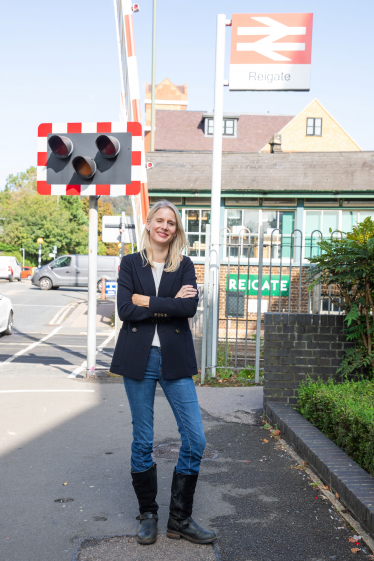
184;330;197;368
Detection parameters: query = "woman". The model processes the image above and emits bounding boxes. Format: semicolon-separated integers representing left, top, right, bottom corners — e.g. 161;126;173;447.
110;200;216;546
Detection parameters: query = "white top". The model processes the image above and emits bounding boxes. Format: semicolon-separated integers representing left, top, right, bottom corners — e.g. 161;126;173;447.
151;261;165;347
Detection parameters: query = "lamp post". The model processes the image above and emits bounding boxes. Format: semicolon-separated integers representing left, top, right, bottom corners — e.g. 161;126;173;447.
37;238;44;268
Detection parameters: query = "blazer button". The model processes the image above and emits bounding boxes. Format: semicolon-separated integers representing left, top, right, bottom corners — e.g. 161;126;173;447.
132;327;137;332
175;329;180;334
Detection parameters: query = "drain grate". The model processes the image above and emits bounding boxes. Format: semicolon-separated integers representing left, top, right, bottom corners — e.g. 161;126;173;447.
153;443;219;461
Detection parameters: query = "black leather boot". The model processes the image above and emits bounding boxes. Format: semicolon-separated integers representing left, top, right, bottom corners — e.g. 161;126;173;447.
131;463;158;545
167;468;216;544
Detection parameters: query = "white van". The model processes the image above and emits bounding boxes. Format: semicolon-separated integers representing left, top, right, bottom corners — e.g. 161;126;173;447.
0;256;22;282
31;254;120;291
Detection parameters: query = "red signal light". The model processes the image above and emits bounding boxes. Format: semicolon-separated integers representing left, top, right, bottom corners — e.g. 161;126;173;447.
72;156;97;179
48;135;73;158
95;135;120;159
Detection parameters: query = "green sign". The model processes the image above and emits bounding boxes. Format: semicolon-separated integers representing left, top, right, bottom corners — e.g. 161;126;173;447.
227;274;290;296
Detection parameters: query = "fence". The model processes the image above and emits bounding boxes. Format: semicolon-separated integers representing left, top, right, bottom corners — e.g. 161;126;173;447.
196;226;343;383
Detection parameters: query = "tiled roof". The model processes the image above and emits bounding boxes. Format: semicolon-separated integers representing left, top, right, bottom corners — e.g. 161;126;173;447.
146;151;374;192
154;110;294;152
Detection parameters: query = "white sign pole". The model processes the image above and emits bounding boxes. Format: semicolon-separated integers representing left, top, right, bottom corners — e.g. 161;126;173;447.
86;195;98;377
210;14;227;378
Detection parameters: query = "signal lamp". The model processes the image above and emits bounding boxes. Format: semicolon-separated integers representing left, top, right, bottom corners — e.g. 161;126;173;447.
95;135;120;159
37;238;44;244
48;135;73;158
147;162;154;169
72;156;97;179
117;243;122;248
132;4;140;12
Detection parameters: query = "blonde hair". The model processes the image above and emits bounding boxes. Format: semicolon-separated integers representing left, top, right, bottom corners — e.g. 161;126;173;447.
140;199;189;272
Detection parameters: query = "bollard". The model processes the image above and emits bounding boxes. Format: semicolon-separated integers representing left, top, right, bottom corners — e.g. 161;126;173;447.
101;277;106;300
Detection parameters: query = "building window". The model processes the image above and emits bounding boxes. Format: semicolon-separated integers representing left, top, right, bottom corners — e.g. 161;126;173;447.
206;118;236;136
321;297;342;315
304;209;373;260
184;209;210;257
306;117;322;136
226;291;245;318
225;209;295;260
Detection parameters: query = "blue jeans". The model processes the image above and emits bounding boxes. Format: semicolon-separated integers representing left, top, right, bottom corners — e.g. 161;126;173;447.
123;346;206;475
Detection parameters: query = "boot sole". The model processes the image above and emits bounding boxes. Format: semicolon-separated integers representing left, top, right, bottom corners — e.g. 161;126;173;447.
136;537;157;545
167;530;216;544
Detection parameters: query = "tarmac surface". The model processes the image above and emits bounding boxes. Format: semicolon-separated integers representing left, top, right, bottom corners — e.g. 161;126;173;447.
0;280;369;561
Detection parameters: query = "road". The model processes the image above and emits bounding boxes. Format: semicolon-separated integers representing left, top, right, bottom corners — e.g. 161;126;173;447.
0;279;115;377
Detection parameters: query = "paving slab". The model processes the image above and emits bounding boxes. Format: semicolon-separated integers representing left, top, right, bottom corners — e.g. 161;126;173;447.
196;386;263;424
77;534;216;561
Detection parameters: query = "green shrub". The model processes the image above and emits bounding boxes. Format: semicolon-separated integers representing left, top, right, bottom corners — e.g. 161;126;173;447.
297;377;374;476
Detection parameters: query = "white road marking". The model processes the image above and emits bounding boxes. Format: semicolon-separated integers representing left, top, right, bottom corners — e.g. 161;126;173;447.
0;325;63;366
12;305;66;307
0;390;95;393
68;330;115;379
49;302;77;325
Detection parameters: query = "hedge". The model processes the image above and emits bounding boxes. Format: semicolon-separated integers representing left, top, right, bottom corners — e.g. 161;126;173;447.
297;378;374;476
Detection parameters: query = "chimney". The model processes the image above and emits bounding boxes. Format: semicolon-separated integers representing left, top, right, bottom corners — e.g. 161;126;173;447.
269;133;282;153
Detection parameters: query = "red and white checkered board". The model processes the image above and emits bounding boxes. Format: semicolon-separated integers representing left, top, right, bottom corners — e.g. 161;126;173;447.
37;121;142;196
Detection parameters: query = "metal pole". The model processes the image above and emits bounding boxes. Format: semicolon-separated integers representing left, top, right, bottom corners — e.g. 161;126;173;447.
87;195;98;377
210;13;226;377
200;225;210;384
121;211;126;257
255;227;264;383
150;0;157;152
38;244;41;268
21;248;25;267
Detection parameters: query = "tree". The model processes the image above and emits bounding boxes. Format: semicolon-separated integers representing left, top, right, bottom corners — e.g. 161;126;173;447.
0;167;89;265
4;166;36;193
307;217;374;377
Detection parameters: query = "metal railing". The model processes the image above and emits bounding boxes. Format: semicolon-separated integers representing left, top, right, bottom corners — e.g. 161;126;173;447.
198;226;343;384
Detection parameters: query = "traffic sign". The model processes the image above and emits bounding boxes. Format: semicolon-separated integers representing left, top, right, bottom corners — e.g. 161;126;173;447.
102;215;136;244
105;281;117;296
229;13;313;91
37;122;142;196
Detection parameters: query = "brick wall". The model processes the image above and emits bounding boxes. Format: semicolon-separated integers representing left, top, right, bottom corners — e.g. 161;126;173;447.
263;313;355;405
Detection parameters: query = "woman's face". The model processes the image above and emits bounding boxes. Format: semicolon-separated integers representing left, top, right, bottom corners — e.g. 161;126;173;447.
147;207;177;247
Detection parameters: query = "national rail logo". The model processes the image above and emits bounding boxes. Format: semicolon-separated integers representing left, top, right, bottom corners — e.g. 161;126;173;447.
229;13;313;91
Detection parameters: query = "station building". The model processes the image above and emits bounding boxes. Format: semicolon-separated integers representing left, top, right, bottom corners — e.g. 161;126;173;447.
144;79;373;332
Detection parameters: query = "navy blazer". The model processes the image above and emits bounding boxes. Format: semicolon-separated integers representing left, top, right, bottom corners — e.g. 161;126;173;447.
110;252;199;380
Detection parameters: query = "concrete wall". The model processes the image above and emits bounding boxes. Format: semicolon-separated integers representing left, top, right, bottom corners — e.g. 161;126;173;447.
263;313;355;405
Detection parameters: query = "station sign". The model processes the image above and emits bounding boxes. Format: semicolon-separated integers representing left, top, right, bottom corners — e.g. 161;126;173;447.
227;274;290;297
229;13;313;91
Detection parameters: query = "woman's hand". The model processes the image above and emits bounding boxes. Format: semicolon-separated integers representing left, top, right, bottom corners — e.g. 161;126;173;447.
175;285;197;299
132;294;150;307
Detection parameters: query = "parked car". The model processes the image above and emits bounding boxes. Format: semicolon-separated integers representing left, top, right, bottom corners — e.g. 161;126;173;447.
21;266;34;280
0;292;13;335
31;254;120;291
0;256;22;282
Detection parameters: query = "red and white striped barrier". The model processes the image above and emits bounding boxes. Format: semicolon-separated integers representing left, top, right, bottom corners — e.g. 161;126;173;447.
37;121;142;196
114;0;149;224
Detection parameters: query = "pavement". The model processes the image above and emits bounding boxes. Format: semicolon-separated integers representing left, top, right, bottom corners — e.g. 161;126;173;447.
0;280;369;561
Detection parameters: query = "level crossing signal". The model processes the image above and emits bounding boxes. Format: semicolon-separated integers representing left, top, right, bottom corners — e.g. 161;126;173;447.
37;122;142;196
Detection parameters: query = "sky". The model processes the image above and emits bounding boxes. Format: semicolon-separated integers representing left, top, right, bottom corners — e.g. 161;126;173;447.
0;0;373;189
